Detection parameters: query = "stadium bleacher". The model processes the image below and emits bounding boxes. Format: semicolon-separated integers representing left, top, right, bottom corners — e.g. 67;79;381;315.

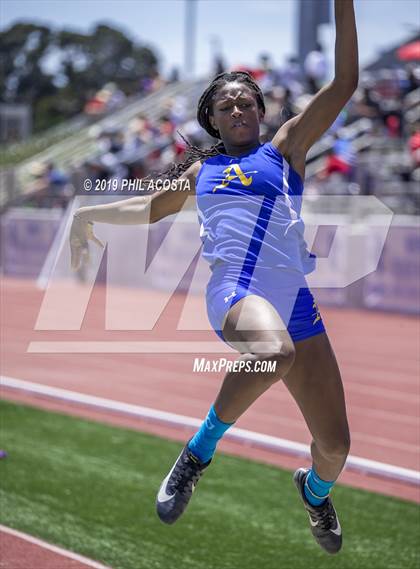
0;58;419;316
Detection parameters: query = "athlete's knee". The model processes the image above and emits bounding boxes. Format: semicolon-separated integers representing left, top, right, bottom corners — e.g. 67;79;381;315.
315;432;351;462
270;341;296;376
252;339;296;381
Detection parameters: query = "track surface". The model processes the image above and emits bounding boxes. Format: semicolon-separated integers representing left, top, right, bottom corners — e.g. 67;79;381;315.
2;278;420;508
0;526;111;569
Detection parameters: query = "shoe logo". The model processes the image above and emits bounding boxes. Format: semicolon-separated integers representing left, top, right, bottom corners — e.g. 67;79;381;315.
309;515;319;527
157;450;183;503
308;514;342;536
224;291;237;303
157;479;175;503
330;517;342;536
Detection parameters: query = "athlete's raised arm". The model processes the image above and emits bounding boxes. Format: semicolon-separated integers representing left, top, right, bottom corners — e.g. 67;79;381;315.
69;160;201;270
272;0;358;177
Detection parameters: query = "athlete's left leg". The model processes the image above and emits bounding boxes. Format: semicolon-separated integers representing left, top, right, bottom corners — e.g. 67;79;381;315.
283;331;349;554
283;331;350;482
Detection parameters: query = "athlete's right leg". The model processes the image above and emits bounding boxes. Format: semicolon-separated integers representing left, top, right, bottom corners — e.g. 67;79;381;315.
156;294;295;524
213;294;296;423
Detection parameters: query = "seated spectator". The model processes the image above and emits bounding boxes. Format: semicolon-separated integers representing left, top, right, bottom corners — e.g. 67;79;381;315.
408;123;420;168
304;43;327;94
140;70;165;94
214;54;225;76
319;135;356;182
402;64;420;96
279;55;305;98
25;162;72;208
158;115;176;137
353;85;380;119
127;114;155;146
84;92;107;116
162;97;187;126
84;83;122;116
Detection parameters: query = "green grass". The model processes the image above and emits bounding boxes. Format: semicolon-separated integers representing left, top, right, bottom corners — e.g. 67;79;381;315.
0;401;419;569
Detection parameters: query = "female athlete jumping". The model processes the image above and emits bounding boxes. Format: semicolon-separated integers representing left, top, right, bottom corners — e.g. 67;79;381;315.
70;0;358;554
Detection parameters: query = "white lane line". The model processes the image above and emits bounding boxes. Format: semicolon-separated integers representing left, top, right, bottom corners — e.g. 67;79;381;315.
0;524;112;569
27;341;234;354
1;375;419;487
24;347;420;417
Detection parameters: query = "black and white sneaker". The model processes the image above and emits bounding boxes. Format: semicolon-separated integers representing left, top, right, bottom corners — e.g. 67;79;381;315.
293;468;343;554
156;443;211;524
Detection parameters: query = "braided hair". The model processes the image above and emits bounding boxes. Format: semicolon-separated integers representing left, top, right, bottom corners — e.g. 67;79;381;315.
152;71;266;181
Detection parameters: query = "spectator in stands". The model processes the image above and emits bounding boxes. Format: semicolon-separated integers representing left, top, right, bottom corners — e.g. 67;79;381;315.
278;87;296;124
84;83;126;116
25;53;418;213
96;127;125;155
127;114;155;147
168;67;180;83
304;43;328;94
162;96;187;126
402;64;420;96
255;53;277;92
262;86;296;140
408;122;420;170
353;84;380;120
180;118;207;147
140;70;165;94
84;90;107;116
319;134;356;182
214;54;226;76
103;83;126;111
26;162;73;209
158;115;176;137
84;156;113;183
279;55;305;98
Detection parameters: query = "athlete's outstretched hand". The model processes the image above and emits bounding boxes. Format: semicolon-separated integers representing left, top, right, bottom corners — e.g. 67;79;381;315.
70;214;104;271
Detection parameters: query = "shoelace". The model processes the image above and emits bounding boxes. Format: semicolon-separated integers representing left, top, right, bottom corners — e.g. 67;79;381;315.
310;501;336;531
170;454;202;496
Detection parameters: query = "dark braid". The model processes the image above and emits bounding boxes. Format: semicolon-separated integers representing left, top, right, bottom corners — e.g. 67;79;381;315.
147;71;265;182
145;131;225;181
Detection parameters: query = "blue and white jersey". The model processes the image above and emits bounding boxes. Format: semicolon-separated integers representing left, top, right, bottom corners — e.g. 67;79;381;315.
195;142;315;274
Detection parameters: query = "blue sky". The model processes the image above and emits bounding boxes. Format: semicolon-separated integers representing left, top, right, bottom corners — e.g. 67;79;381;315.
2;0;419;77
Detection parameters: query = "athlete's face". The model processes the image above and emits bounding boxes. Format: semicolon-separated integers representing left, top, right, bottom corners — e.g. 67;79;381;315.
209;82;264;148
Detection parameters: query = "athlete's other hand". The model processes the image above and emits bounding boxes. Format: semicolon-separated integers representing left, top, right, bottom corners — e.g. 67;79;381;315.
70;213;104;270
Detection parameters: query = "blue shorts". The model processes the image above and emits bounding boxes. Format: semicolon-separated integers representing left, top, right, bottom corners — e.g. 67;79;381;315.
206;262;325;344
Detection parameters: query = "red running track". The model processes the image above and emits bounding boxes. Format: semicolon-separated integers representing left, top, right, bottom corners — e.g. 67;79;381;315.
1;278;419;504
0;525;111;569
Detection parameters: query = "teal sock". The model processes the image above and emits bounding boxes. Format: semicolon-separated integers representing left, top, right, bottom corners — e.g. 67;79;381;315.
188;405;234;463
304;467;335;507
